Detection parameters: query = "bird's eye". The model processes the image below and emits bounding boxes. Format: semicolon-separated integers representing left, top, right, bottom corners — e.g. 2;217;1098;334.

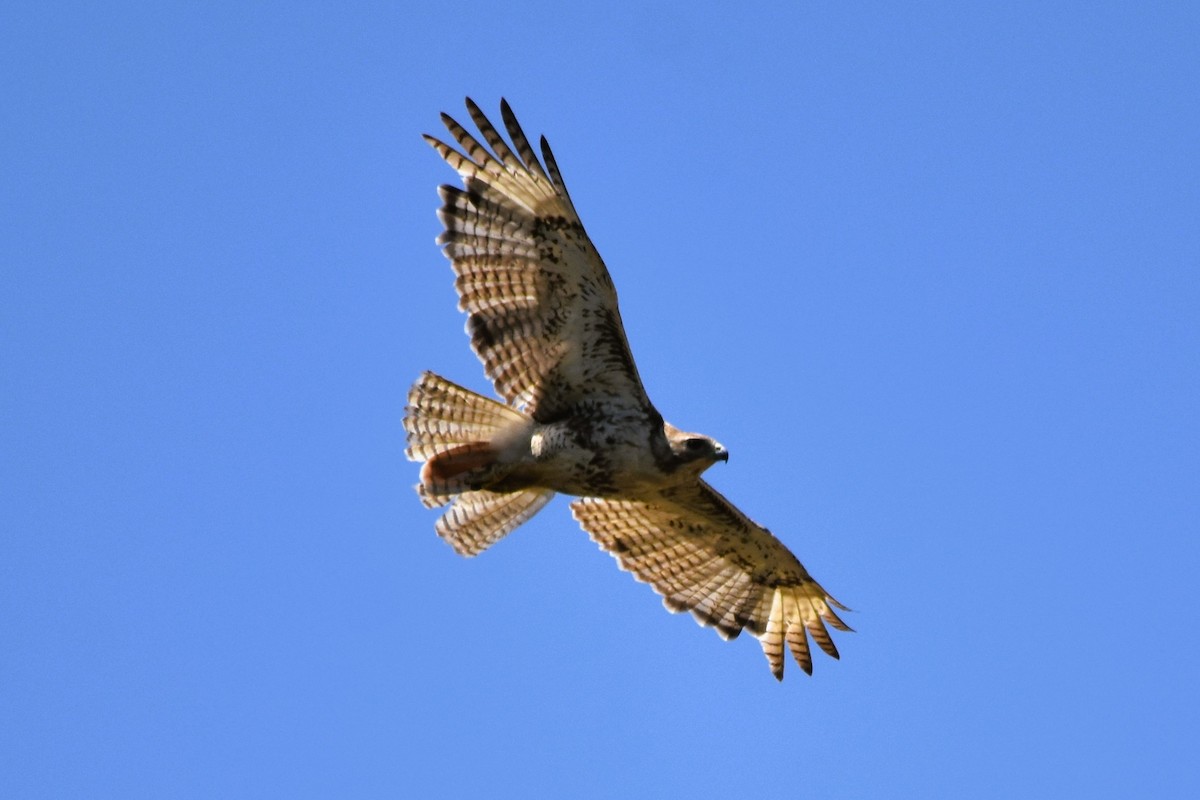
685;438;707;451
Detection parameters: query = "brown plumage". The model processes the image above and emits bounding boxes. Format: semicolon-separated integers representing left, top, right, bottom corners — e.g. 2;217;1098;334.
404;99;850;679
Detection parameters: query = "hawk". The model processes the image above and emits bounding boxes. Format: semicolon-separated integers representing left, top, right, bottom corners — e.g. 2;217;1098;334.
404;99;851;679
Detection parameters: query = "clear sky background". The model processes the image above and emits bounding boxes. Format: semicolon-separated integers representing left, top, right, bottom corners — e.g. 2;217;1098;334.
3;2;1198;798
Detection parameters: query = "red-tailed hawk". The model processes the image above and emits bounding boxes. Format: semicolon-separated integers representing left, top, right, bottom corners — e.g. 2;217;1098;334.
405;99;851;679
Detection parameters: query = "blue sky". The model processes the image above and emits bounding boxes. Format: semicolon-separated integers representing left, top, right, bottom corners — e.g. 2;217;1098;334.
3;2;1198;797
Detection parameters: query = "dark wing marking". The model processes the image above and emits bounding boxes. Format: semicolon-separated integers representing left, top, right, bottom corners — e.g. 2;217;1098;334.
571;482;851;680
425;98;652;421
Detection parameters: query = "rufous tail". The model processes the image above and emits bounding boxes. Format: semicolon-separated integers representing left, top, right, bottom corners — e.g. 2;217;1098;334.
403;371;553;555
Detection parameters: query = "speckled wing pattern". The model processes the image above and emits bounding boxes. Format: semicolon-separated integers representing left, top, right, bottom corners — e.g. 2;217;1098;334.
420;100;850;680
424;99;652;421
571;483;852;679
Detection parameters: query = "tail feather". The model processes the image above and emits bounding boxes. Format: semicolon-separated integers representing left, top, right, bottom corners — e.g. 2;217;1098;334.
420;441;498;501
404;371;526;462
436;489;555;556
404;371;553;552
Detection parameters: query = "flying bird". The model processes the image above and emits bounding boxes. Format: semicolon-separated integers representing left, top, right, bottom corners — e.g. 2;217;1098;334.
405;99;851;679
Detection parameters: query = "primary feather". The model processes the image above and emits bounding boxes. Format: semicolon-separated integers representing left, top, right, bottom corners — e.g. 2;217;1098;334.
406;99;850;679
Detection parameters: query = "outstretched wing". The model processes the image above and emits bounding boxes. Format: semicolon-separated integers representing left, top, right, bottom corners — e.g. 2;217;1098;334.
425;99;652;422
571;483;851;680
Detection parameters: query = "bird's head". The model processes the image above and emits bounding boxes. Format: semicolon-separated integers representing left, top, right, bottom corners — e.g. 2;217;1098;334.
664;423;728;474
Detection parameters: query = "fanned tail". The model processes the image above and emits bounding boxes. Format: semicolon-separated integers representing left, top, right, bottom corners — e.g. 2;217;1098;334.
403;371;553;554
435;489;555;556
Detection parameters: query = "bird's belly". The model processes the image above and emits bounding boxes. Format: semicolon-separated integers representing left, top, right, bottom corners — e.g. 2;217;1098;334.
513;421;667;499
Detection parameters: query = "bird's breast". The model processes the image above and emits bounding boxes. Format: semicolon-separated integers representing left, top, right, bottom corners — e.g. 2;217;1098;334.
517;416;674;499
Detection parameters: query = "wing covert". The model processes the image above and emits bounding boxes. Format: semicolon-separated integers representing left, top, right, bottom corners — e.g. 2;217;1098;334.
426;99;652;421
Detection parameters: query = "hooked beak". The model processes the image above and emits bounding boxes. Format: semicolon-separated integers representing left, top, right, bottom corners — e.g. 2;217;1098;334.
714;444;729;463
